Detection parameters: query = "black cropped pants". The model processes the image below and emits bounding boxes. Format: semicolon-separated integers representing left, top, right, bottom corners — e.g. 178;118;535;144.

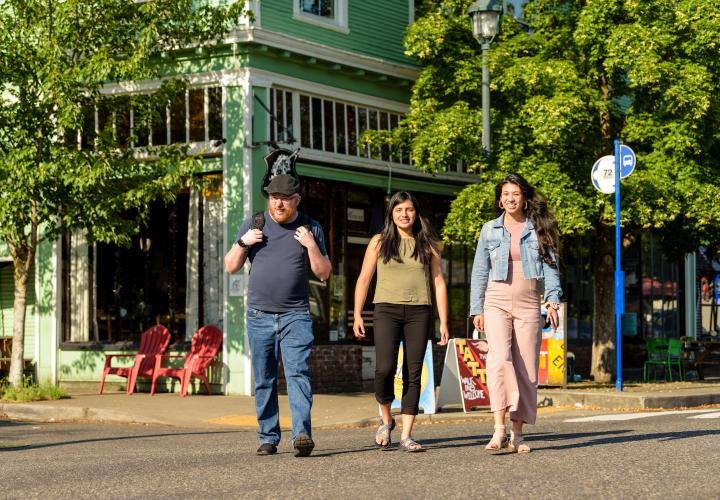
373;303;432;415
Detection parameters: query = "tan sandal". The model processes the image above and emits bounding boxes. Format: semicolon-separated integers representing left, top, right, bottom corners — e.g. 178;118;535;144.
485;425;508;451
399;436;424;453
508;430;531;453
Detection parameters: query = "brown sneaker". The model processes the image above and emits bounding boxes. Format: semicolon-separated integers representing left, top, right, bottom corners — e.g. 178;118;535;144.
256;443;277;456
293;433;315;457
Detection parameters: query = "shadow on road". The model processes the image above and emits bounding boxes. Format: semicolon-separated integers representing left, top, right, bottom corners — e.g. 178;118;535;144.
423;429;629;449
0;423;245;453
538;428;720;451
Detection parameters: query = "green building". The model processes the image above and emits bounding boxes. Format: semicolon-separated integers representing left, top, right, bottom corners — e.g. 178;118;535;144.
0;1;476;395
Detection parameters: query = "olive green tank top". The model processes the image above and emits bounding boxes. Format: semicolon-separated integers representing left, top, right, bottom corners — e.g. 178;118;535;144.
373;238;432;305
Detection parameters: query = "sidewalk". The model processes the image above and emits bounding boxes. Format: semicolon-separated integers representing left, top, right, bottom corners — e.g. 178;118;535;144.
538;380;720;410
1;381;719;428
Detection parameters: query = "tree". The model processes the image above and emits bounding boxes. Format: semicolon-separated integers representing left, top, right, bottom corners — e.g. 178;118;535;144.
371;0;720;381
0;0;247;387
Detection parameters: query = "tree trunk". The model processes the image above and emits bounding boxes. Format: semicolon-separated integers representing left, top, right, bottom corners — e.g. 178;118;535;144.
591;223;615;382
9;243;34;388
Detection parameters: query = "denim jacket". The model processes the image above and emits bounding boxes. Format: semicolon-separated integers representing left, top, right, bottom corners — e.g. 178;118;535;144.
469;214;562;316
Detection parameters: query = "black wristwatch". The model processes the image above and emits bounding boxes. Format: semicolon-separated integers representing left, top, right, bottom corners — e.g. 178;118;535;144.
237;238;248;249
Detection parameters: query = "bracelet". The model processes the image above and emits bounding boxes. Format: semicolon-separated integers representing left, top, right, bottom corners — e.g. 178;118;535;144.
237;238;248;249
545;302;559;310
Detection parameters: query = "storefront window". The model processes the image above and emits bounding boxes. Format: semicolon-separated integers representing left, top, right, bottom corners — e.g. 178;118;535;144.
562;234;594;340
446;243;471;337
640;233;680;339
298;180;331;342
696;248;718;337
61;181;224;346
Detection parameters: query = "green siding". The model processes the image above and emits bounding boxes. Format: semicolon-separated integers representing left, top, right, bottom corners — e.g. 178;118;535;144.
34;239;56;382
223;84;250;395
249;50;412;103
296;162;464;196
0;264;36;360
261;0;412;66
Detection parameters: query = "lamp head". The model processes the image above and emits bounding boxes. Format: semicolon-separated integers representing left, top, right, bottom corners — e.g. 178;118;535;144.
467;0;504;45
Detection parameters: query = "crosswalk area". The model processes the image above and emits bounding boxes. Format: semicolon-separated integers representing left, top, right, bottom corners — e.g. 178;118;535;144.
564;409;720;422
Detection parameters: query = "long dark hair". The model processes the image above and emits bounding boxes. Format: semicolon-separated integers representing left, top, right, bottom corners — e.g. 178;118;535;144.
494;173;560;265
378;191;439;265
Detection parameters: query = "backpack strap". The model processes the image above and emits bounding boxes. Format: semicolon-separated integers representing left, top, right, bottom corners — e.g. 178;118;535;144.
299;211;312;277
251;210;265;230
301;212;310;230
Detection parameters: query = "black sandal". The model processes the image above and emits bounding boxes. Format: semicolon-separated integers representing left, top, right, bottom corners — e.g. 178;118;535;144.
375;418;396;449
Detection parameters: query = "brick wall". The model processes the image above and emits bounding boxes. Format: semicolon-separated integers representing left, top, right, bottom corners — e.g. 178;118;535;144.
278;344;363;394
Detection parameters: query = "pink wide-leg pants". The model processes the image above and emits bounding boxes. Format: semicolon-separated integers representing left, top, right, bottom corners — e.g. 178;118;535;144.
484;262;541;425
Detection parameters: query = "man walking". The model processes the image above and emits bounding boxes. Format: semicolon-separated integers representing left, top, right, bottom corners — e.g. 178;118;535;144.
225;174;331;457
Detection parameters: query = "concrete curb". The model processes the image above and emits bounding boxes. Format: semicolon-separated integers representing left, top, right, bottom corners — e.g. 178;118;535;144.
0;403;495;429
0;403;166;426
537;390;720;410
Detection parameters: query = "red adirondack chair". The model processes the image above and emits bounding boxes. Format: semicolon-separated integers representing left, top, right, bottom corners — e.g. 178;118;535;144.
150;325;222;397
98;325;171;395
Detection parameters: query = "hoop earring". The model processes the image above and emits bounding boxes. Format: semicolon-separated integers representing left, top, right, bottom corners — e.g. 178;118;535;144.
524;201;528;210
499;201;504;210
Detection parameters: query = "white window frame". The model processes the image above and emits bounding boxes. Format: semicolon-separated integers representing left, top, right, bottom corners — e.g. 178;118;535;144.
271;86;413;167
88;85;225;157
293;0;349;34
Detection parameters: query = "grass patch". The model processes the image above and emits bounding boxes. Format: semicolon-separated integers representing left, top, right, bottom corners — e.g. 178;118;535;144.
0;377;70;402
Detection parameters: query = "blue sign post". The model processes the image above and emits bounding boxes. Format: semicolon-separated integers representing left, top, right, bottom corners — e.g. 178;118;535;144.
592;140;635;392
614;140;624;392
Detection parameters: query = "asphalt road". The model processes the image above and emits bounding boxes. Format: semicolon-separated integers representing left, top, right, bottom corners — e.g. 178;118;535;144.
2;408;719;499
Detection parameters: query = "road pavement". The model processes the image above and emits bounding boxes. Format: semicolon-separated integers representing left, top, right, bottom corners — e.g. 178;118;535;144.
2;408;719;499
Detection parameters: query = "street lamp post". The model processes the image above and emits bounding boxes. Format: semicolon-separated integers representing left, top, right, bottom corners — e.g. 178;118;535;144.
467;0;503;157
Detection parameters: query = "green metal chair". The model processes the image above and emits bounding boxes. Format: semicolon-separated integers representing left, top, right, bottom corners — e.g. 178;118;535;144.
643;338;668;382
643;338;684;382
665;338;684;381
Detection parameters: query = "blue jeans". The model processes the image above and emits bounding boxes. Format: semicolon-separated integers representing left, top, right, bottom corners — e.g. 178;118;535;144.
247;308;314;445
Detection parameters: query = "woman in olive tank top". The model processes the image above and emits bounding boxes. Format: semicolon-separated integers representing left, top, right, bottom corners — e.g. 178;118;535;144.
353;191;449;453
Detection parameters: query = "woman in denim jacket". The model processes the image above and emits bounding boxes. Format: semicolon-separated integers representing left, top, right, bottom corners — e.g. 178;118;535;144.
470;173;562;453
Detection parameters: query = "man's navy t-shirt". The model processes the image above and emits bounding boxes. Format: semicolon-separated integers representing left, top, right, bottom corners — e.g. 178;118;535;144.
235;211;327;313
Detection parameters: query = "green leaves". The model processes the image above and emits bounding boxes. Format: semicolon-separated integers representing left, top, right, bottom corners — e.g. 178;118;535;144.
0;0;247;253
403;0;720;255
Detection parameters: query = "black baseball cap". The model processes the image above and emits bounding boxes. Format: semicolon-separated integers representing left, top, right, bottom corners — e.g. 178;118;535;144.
264;175;300;196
